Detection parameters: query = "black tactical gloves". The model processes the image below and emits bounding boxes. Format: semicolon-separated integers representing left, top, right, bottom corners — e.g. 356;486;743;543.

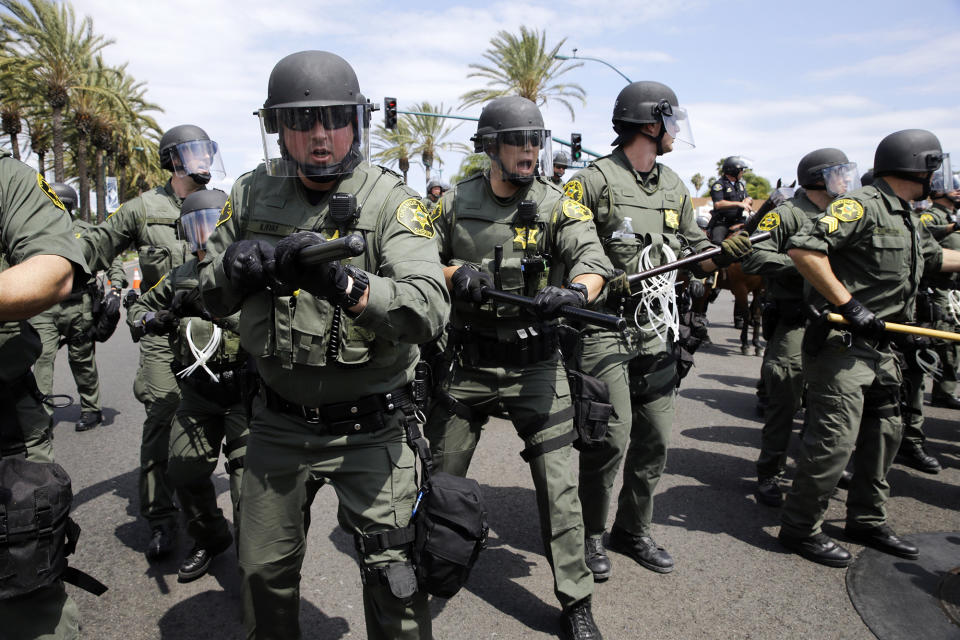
274;232;351;301
686;279;706;300
837;297;885;339
223;239;276;294
122;289;139;310
102;287;122;319
170;289;210;320
450;265;493;303
140;310;180;335
533;284;587;319
714;231;753;267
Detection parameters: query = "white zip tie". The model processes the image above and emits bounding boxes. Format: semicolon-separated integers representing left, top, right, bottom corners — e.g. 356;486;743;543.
915;348;942;381
948;290;960;325
634;243;679;344
177;318;222;382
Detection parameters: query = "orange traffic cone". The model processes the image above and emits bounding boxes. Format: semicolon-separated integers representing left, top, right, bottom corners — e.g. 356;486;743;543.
132;267;141;291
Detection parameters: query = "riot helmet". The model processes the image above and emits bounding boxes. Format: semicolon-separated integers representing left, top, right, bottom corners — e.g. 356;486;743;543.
178;189;227;254
797;148;859;197
553;151;570;168
722;156;751;177
51;182;77;214
159;125;225;186
874;129;943;199
930;153;960;203
471;96;552;186
426;178;442;198
257;51;373;181
860;169;875;187
611;81;694;152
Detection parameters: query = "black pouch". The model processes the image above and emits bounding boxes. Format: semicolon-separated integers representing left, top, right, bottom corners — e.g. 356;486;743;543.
566;369;613;450
761;300;779;341
801;306;831;356
412;471;488;598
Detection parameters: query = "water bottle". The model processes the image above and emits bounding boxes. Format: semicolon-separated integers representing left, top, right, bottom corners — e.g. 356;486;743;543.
612;216;635;240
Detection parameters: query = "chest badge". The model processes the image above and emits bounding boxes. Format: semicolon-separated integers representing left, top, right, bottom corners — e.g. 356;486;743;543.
830;198;864;223
664;209;679;229
514;227;539;249
757;211;780;231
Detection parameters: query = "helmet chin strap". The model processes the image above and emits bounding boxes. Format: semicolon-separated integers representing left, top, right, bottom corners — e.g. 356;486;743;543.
279;136;362;180
491;153;535;187
189;172;211;186
892;171;932;200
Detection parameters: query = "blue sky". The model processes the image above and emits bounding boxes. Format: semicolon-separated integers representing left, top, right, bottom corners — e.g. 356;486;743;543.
60;0;960;197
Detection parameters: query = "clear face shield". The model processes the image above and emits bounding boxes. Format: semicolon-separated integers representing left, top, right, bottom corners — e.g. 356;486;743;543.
169;140;225;184
485;129;551;184
661;105;694;149
258;104;370;179
931;153;954;196
178;207;222;254
822;162;861;198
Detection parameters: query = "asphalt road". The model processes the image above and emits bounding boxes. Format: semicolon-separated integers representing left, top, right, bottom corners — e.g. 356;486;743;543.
40;288;959;640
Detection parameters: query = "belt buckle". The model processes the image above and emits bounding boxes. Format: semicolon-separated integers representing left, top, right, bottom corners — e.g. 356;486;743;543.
302;406;322;424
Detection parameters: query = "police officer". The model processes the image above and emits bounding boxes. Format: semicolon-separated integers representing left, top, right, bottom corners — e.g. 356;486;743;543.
79;124;225;560
564;81;752;581
29;183;126;432
128;189;247;582
199;51;447;640
780;129;960;566
709;156;754;244
423;178;443;208
0;152;89;640
741;149;859;506
425;95;609;640
552;151;570;185
922;162;960;410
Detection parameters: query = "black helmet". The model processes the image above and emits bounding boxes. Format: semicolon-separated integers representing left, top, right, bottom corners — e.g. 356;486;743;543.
51;182;77;213
722;156;750;176
553;151;570;167
159;124;223;185
611;81;693;151
860;169;875;187
797;148;848;187
874;129;943;175
471;96;551;186
178;188;227;254
426;178;442;195
258;51;371;180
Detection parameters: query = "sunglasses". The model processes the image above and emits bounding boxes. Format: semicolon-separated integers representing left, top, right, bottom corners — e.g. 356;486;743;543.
280;106;355;132
500;131;543;147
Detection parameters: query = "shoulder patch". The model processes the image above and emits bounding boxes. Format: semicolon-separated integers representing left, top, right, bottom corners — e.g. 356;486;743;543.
664;209;679;229
37;174;65;211
829;198;864;223
757;211;781;231
818;215;839;234
216;199;233;227
920;212;935;227
562;199;593;222
712;182;723;191
564;180;584;203
433;198;443;218
396;198;438;238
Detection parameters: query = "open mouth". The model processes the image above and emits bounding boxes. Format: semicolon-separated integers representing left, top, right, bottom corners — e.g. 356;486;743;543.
516;159;534;172
311;148;333;162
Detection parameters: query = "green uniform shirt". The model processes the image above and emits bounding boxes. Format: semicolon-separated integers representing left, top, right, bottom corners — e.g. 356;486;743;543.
0;152;89;380
565;147;712;278
741;190;823;301
128;259;243;368
434;173;611;332
199;163;449;406
787;179;943;322
919;202;960;290
79;181;188;291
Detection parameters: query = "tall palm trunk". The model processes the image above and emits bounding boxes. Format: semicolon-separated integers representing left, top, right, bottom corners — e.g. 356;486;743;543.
76;134;89;222
95;149;106;223
3;114;22;160
52;105;65;182
37;152;44;176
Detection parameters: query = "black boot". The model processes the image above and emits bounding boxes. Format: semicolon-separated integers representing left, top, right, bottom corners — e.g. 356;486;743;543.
146;524;177;561
755;476;783;507
844;523;919;559
930;393;960;409
584;536;611;582
896;441;942;474
75;410;103;432
559;597;603;640
177;533;233;583
607;527;674;573
777;531;852;567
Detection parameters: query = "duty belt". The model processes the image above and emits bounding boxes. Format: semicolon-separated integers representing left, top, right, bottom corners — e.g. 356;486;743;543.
451;324;559;368
259;383;413;435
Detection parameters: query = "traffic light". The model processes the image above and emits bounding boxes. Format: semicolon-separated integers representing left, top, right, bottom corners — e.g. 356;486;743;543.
571;133;582;161
384;97;397;130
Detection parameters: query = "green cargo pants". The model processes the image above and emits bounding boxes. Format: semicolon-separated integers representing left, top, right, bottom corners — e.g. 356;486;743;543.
899;349;927;446
239;397;430;640
932;292;959;399
30;295;101;416
755;322;805;480
2;374;54;463
167;381;247;549
780;332;903;537
0;581;80;640
578;331;677;539
133;333;181;530
424;358;592;610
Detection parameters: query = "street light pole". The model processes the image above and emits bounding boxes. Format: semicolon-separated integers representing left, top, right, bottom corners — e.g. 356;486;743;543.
554;49;632;83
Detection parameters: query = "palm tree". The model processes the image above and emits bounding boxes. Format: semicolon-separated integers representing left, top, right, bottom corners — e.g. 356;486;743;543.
404;102;471;184
1;0;114;182
372;118;416;184
0;53;38;160
460;26;585;121
25;113;50;174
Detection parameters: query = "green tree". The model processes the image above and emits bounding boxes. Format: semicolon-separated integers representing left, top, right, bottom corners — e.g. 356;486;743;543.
451;153;490;184
1;0;114;182
372;118;416;184
460;26;585;120
690;172;704;196
404;102;471;185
